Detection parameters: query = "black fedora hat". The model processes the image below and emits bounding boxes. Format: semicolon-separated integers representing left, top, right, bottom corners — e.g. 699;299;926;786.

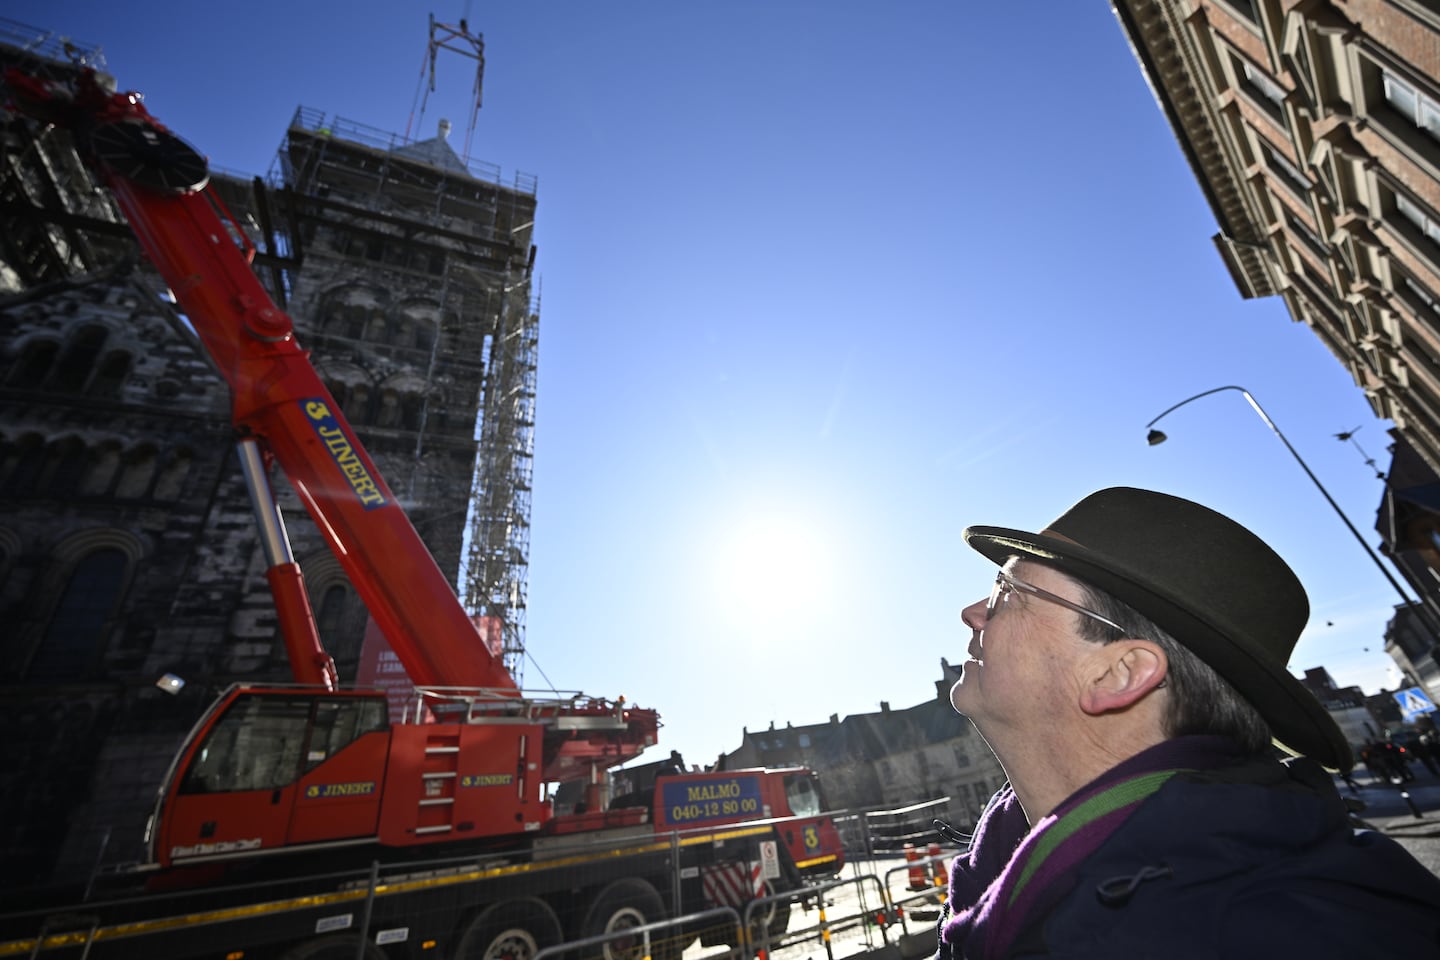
964;487;1352;771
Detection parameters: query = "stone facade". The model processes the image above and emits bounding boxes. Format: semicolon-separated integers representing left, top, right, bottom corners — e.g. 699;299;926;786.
0;31;536;890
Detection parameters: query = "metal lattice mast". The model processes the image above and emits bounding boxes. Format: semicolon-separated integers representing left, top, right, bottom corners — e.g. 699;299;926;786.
464;278;537;685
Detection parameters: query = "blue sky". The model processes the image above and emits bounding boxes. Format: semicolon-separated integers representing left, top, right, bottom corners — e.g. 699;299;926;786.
6;2;1415;765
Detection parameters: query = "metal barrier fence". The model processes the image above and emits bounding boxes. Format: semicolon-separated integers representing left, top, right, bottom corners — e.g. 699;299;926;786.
832;797;953;858
532;906;740;960
5;801;961;960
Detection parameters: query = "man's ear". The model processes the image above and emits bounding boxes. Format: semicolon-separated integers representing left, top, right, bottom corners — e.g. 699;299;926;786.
1079;642;1167;716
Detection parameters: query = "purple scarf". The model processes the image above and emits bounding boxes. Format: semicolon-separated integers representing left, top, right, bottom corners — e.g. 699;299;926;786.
939;737;1247;959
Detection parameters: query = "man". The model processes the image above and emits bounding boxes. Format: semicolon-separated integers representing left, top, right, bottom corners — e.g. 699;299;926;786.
938;487;1440;959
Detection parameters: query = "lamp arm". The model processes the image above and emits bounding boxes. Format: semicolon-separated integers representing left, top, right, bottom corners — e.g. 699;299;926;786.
1147;385;1424;611
1144;385;1248;431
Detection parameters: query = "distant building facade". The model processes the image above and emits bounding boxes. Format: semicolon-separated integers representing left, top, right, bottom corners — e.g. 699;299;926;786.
1112;0;1440;694
719;662;1007;832
0;25;537;890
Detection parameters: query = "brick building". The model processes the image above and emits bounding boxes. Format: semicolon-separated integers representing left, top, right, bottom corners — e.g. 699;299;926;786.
1112;0;1440;696
0;24;537;889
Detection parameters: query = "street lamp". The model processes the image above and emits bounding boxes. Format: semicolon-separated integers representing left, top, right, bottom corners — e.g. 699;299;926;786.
1145;385;1433;631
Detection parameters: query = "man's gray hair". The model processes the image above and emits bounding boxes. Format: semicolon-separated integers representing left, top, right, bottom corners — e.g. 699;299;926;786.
1073;579;1273;755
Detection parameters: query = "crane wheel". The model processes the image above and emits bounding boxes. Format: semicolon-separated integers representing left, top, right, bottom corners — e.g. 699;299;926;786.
580;878;677;960
455;898;563;960
751;877;792;942
89;120;209;194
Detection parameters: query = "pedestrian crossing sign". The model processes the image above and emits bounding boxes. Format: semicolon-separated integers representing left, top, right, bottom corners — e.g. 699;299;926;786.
1395;686;1437;722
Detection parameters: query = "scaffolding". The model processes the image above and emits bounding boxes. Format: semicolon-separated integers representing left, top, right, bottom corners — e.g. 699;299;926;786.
275;105;539;685
466;279;538;685
0;15;542;686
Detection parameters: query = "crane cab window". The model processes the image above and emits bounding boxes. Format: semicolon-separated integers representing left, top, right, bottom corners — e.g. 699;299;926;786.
180;695;387;794
305;698;387;770
784;773;824;818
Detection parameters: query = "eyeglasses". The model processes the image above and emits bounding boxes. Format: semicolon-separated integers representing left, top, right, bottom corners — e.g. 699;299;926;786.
987;570;1129;636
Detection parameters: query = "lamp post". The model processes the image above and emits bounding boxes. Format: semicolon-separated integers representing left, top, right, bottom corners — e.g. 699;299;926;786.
1145;385;1432;629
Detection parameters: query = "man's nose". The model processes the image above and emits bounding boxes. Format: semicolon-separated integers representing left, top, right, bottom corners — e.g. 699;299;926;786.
960;597;988;632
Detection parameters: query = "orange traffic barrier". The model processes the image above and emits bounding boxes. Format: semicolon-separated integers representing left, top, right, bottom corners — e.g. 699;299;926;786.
928;841;946;887
905;842;929;890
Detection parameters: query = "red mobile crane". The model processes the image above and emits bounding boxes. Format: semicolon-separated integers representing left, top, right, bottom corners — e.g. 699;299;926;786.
2;58;844;960
4;63;658;869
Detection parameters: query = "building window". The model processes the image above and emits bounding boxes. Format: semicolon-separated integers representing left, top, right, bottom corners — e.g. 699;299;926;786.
1218;0;1259;24
1;434;44;496
26;547;129;680
1399;271;1440;319
1259;141;1310;196
115;445;158;499
41;438;88;497
88;351;131;398
152;449;193;501
1383;70;1440;144
1240;58;1286;110
1397;191;1440;248
6;339;58;388
315;585;349;637
1286;212;1328;262
79;442;122;497
53;325;108;393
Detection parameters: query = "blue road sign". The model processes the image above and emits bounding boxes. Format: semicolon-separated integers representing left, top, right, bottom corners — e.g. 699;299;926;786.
1395;686;1437;723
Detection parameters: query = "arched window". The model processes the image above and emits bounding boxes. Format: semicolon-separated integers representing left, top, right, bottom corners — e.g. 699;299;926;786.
115;445;158;500
88;350;132;398
53;325;108;393
315;585;349;642
401;392;426;432
363;309;387;343
428;391;450;432
398;301;441;353
323;379;351;412
26;547;129;680
319;287;386;341
345;304;367;339
40;437;88;498
306;574;366;682
6;340;59;388
152;449;193;501
79;442;122;496
1;434;45;497
376;389;400;428
350;383;372;424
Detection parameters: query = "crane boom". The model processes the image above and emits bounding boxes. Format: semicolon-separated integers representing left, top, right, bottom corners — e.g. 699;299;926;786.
6;66;516;692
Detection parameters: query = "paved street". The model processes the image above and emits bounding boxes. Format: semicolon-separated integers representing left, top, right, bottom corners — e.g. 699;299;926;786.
1337;768;1440;877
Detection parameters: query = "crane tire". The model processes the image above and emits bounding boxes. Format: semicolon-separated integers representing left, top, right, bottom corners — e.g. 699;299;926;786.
278;933;385;960
455;898;563;960
580;877;675;960
752;877;792;941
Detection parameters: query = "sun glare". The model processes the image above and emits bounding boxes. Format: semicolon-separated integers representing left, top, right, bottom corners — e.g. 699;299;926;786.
711;511;833;627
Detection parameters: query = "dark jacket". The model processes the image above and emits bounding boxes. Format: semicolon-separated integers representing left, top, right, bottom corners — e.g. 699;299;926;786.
937;741;1440;959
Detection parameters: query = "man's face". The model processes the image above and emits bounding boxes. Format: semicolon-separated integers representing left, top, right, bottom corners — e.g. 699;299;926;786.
950;561;1099;735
